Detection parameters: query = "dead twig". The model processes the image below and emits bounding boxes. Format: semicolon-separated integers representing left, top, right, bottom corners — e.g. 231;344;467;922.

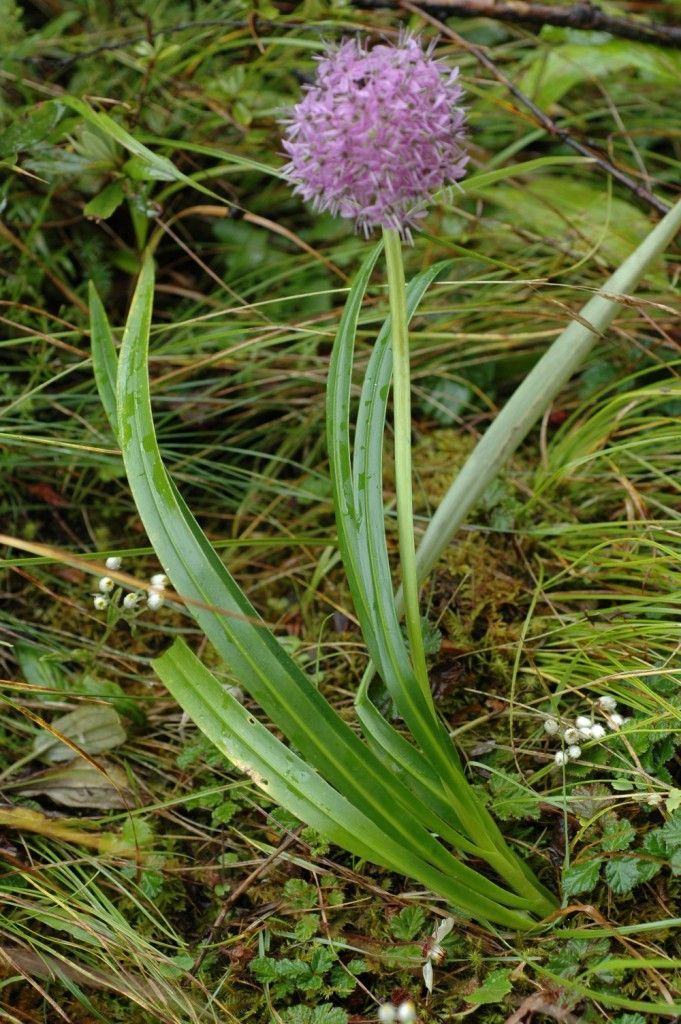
361;0;681;49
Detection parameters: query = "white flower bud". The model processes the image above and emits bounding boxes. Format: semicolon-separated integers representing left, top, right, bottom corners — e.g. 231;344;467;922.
563;727;579;744
567;745;582;759
608;713;624;730
93;595;109;611
378;1005;396;1023
554;750;569;766
598;695;617;711
397;1001;416;1024
147;591;164;611
590;724;606;739
98;576;114;593
578;726;593;739
575;716;592;729
543;718;559;735
105;556;122;571
123;592;140;610
150;573;168;590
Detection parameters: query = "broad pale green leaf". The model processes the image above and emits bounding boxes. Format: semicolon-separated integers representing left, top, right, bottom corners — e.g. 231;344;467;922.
520;40;681;108
33;705;126;762
19;759;132;808
480;177;662;274
15;640;68;698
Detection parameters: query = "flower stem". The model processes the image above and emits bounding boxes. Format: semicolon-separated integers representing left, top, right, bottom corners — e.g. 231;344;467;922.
382;227;430;699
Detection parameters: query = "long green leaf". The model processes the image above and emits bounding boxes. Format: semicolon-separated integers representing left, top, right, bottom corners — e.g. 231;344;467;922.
154;638;536;931
328;256;556;914
114;253;535;914
327;258;476;830
89;281;119;440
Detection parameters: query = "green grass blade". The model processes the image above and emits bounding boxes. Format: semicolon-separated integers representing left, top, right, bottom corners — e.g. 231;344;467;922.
59;97;220;200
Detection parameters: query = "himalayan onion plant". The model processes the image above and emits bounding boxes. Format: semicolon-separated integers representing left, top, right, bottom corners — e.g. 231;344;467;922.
90;35;681;933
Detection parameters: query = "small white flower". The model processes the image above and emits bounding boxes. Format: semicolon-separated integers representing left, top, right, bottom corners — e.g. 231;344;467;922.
598;695;617;711
423;917;454;992
590;724;606;740
575;715;592;729
578;725;594;739
378;1005;396;1023
567;744;582;759
98;576;114;593
123;592;140;610
150;573;168;590
147;591;164;611
555;750;569;766
608;713;624;730
543;718;559;735
397;1001;416;1024
105;556;122;571
563;727;579;744
93;595;109;611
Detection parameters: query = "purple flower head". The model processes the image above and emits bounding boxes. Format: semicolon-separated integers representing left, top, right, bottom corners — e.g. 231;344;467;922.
280;35;468;241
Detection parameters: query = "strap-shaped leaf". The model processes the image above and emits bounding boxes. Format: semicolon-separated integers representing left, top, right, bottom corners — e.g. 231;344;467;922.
328;254;556;914
89;281;119;440
113;253;536;913
154;638;537;930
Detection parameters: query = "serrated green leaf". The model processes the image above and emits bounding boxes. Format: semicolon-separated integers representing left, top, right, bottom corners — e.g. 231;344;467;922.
466;967;513;1005
249;957;278;984
390;905;426;941
283;879;317;909
605;858;641;895
294;915;320;942
601;817;636;852
662;811;681;851
562;858;603;898
642;829;666;858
